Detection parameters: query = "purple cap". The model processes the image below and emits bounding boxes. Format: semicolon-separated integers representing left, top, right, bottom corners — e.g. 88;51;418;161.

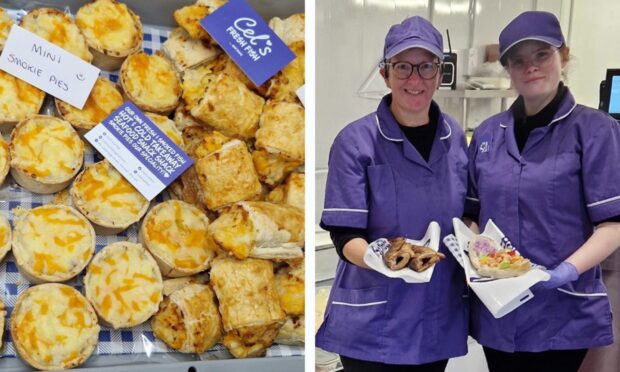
499;11;565;64
383;16;444;61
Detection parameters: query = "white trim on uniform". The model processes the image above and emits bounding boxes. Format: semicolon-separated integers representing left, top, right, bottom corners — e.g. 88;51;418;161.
548;102;577;126
323;208;369;213
332;300;387;307
499;123;507;128
556;288;607;297
587;194;620;208
439;119;452;140
375;115;403;142
466;196;480;202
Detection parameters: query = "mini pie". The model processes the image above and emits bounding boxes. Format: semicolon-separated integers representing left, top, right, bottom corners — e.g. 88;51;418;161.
190;73;265;139
76;0;143;71
0;70;45;129
208;201;304;260
151;283;222;353
55;77;124;134
145;112;184;147
84;241;163;328
20;8;93;62
120;52;181;115
0;135;9;186
11;283;100;370
10;115;84;194
0;7;14;50
210;257;286;358
140;200;217;277
70;160;149;234
12;205;95;283
195;139;262;211
0;211;10;265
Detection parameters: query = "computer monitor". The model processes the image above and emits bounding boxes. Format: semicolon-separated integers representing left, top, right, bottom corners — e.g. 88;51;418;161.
603;68;620;120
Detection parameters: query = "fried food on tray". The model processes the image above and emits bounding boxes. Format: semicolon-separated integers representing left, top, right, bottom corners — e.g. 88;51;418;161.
383;237;445;272
210;257;286;358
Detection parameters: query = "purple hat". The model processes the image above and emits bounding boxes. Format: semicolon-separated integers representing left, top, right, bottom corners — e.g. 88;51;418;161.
499;11;565;64
383;16;444;61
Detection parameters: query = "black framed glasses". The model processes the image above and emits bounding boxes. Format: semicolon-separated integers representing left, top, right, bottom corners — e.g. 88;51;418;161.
382;61;441;80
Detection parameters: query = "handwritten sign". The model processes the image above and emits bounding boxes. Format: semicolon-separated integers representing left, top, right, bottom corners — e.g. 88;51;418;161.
0;25;99;109
85;102;193;200
200;0;295;86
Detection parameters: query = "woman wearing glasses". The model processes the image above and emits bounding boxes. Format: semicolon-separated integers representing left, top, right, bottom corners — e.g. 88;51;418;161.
466;11;620;372
316;16;468;371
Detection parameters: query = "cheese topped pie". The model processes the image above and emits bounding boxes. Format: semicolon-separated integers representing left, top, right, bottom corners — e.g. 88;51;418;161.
84;242;163;328
140;200;217;277
0;211;10;263
20;8;93;62
0;7;14;50
10;115;84;194
0;70;45;128
76;0;143;70
0;135;9;186
70;160;149;234
120;52;181;115
11;283;100;370
56;77;124;134
12;205;95;283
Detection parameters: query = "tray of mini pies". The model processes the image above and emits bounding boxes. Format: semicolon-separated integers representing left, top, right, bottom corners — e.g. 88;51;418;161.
0;0;305;369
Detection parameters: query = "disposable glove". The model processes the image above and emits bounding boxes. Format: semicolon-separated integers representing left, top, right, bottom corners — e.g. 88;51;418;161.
539;261;579;289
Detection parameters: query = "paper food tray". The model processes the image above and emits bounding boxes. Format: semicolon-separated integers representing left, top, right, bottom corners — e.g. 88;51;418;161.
363;221;440;283
451;218;549;318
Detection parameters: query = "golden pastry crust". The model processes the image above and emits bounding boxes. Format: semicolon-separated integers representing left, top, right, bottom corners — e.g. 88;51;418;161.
252;149;303;187
267;172;304;210
0;297;4;350
140;200;217;277
162;27;220;72
261;41;305;102
173;103;203;132
0;7;14;50
0;136;9;186
173;4;214;44
212;54;256;92
76;0;143;70
181;61;218;111
255;100;304;161
20;8;93;62
0;212;10;264
209;257;286;358
120;52;181;115
275;315;304;346
0;70;45;128
152;284;222;353
145;112;184;147
195;139;262;211
11;284;100;370
84;242;163;328
275;263;304;316
190;73;265;139
208;201;304;260
70;160;149;234
55;77;124;133
10;115;84;194
12;205;95;283
268;13;305;46
162;273;209;296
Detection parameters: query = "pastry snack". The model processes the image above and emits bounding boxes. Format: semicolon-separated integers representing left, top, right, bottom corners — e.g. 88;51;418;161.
0;211;10;263
195;139;262;211
267;172;304;210
10;115;84;194
208;201;304;260
0;297;5;350
383;237;445;272
260;40;305;103
20;8;93;62
0;7;14;50
120;52;181;115
161;27;220;72
151;283;222;353
140;200;217;277
275;315;304;346
468;235;532;279
0;70;45;131
11;283;100;370
12;205;95;283
268;13;304;46
252;149;303;186
76;0;143;70
0;135;9;186
190;73;265;139
173;2;225;45
144;112;184;147
71;160;149;234
210;257;286;358
275;261;304;316
55;77;124;134
84;242;163;328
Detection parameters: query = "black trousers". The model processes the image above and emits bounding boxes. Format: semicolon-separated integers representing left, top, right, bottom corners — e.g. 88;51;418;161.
340;355;448;372
483;347;588;372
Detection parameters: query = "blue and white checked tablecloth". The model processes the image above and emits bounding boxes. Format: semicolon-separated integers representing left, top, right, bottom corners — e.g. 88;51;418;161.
0;16;304;360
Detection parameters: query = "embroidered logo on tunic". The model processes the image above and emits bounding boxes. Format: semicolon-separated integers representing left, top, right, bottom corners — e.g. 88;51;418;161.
479;141;490;153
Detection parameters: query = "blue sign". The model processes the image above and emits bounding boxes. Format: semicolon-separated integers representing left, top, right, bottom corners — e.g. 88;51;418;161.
200;0;296;86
